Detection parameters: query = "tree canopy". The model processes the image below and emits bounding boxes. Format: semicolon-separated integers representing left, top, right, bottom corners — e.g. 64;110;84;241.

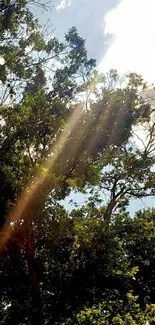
0;1;155;324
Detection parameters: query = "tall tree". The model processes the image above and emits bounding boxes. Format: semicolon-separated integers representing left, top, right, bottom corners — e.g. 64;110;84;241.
1;2;155;324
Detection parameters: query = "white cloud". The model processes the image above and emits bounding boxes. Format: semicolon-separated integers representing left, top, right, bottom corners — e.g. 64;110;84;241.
99;0;155;84
56;0;72;11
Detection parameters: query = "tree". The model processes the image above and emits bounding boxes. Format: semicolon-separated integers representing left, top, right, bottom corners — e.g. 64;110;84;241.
73;72;155;227
60;294;155;325
1;2;155;323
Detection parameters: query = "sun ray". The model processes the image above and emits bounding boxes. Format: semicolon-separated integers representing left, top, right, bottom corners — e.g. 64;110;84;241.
0;104;84;252
0;91;127;252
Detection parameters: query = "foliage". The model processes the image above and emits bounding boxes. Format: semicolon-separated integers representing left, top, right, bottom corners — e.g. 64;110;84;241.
0;1;155;324
60;294;155;325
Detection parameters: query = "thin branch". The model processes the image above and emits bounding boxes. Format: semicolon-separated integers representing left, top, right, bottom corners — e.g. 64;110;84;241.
132;130;146;148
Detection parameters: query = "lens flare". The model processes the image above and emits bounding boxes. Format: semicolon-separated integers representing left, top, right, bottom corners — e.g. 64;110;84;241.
0;95;125;252
0;104;84;252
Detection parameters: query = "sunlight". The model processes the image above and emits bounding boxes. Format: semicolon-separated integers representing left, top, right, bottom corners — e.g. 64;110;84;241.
0;92;126;251
0;103;84;252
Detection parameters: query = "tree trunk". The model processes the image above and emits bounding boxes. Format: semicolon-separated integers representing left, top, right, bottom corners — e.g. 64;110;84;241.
25;222;42;325
104;199;116;228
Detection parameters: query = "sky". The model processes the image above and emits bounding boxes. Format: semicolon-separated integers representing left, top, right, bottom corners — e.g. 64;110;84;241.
37;0;155;214
41;0;155;84
99;0;155;84
37;0;119;62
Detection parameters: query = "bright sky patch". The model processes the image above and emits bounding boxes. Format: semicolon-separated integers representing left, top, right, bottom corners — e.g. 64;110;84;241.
99;0;155;84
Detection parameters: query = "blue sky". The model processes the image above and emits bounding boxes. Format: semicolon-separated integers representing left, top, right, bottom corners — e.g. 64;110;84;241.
37;0;119;62
62;192;155;217
51;0;119;62
37;0;155;84
36;0;155;214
